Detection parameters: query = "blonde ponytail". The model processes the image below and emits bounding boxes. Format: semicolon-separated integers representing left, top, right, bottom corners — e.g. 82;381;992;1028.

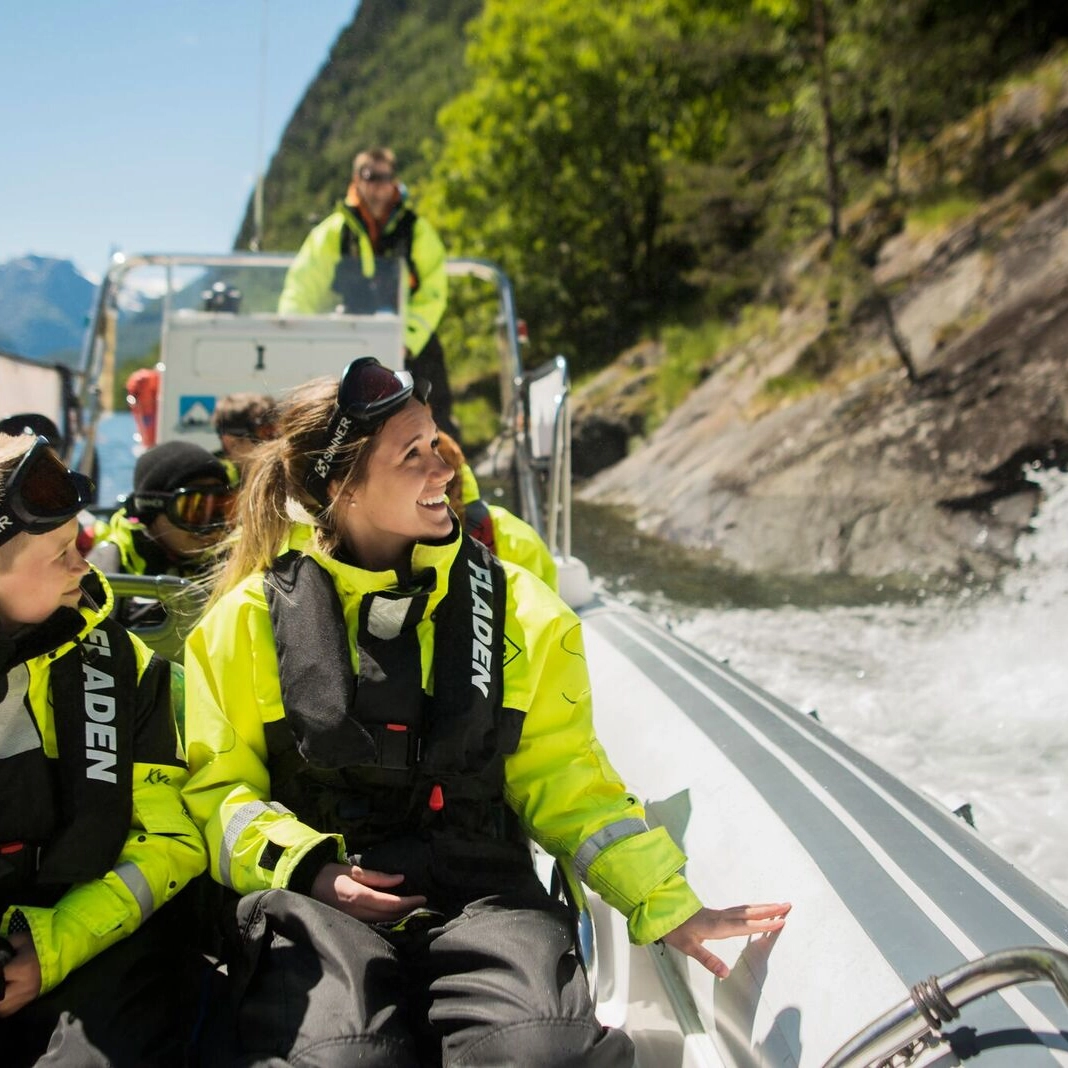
206;377;379;604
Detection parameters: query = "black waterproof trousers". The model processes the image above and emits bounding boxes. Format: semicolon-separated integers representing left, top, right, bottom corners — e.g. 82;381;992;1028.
0;897;199;1068
220;887;634;1068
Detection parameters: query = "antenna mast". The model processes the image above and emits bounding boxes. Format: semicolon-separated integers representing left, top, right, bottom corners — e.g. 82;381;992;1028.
251;0;268;250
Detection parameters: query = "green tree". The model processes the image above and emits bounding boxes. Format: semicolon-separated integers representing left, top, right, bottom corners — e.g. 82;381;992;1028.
426;0;771;369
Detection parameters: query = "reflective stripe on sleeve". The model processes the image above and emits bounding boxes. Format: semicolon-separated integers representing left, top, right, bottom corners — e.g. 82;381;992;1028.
114;861;155;921
572;818;649;882
219;800;291;889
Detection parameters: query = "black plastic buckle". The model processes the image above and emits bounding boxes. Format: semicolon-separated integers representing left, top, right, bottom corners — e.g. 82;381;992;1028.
373;723;420;771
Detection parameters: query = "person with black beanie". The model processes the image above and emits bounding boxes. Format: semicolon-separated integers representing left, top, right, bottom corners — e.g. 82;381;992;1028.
87;441;235;628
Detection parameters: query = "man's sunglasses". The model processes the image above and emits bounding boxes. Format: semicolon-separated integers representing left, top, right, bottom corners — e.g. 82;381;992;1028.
357;167;394;184
131;486;236;534
305;357;429;505
0;436;94;548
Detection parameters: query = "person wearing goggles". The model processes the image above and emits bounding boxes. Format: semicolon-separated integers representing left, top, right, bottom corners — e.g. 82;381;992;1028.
277;144;462;442
0;433;207;1064
87;441;235;629
181;358;789;1065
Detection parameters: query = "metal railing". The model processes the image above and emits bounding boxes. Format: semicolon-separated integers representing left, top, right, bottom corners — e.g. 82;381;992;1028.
102;573;205;663
824;947;1068;1068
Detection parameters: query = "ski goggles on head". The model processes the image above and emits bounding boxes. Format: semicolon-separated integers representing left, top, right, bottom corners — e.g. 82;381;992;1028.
305;357;431;505
131;485;236;534
0;436;94;549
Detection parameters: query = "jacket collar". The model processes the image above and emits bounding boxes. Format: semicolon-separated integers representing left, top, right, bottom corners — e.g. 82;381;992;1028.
5;565;114;668
281;520;461;624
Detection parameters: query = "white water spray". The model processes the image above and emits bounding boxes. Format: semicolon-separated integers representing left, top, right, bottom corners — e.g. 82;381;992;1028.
668;471;1068;905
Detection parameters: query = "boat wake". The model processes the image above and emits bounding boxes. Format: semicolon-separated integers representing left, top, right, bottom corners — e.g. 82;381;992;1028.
658;470;1068;907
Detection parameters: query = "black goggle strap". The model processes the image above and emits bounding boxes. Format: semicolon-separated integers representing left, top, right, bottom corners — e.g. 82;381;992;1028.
0;437;93;548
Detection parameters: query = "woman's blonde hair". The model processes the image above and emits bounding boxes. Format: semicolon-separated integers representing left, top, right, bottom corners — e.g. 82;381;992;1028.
207;377;380;604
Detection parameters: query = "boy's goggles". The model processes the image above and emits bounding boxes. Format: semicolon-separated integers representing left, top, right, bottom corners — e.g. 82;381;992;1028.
0;436;94;548
132;486;236;534
305;357;429;505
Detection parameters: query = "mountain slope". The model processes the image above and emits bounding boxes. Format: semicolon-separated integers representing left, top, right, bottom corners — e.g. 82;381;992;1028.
236;0;482;252
578;79;1068;584
0;256;94;362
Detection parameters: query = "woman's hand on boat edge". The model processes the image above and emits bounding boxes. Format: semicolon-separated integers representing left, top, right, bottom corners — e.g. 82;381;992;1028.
661;902;792;978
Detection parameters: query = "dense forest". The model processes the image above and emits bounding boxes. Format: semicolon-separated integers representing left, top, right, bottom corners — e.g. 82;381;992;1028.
239;0;1068;407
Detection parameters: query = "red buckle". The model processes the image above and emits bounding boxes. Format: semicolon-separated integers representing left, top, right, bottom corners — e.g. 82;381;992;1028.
0;842;24;855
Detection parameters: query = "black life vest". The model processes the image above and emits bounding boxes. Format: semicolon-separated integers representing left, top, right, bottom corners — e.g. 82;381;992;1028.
333;206;419;315
0;610;137;909
463;498;496;555
263;533;532;899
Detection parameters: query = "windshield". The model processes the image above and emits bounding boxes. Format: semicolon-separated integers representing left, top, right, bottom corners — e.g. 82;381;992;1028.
101;254;407;373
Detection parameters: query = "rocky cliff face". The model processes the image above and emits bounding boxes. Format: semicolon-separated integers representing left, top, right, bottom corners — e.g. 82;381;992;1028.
577;177;1068;584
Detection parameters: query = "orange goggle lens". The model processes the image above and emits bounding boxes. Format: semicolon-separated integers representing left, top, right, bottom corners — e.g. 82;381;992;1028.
166;487;236;533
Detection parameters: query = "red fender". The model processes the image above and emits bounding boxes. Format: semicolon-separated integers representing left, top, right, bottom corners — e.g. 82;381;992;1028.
126;367;160;446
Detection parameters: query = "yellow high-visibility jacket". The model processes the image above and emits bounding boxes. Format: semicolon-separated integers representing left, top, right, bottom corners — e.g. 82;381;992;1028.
182;523;701;945
489;504;558;592
457;463;558;591
278;198;447;358
0;569;206;994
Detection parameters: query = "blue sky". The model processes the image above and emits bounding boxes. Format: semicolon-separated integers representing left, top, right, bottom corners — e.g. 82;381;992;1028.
0;2;358;279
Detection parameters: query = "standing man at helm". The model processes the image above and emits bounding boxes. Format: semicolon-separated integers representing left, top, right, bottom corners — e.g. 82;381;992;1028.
278;146;458;440
86;442;235;630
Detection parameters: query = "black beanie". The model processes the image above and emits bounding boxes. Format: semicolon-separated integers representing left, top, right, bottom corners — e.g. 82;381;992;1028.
130;441;228;517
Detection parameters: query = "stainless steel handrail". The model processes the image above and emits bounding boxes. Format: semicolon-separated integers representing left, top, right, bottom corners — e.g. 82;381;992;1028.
823;947;1068;1068
103;573;205;663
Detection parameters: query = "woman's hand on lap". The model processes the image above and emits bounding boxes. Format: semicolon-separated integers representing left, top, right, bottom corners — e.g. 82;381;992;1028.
310;862;427;922
0;933;42;1017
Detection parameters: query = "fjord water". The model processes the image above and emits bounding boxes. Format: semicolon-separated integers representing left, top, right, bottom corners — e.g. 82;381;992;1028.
99;412;1068;903
95;412;139;508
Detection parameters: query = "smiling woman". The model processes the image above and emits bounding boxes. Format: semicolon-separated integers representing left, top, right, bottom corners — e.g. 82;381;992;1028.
0;432;206;1065
180;357;789;1066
